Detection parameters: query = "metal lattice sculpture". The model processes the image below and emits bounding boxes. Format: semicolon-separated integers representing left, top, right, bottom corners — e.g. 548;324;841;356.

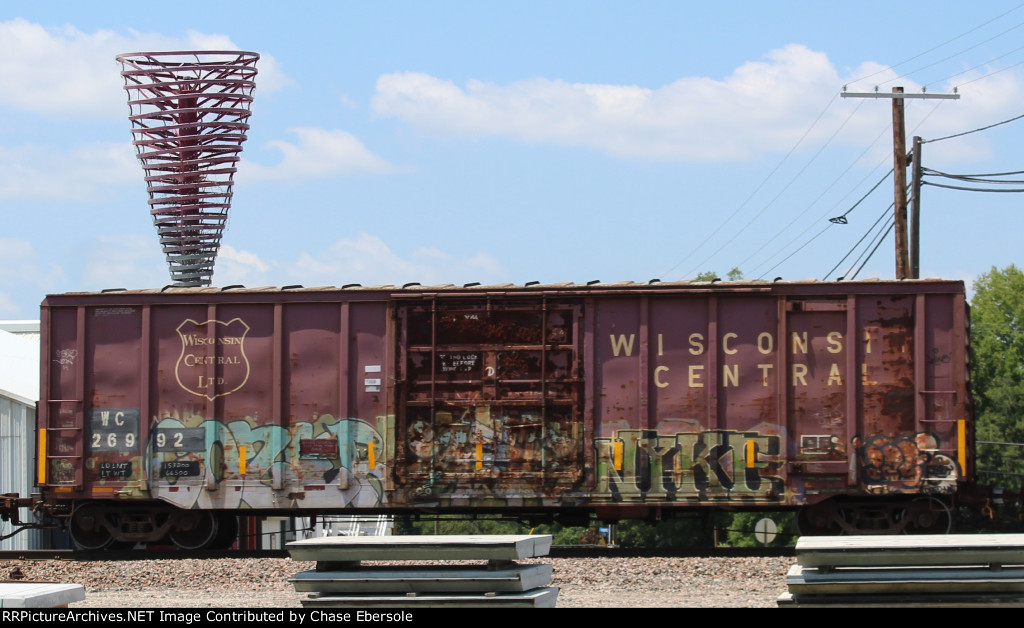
117;51;259;287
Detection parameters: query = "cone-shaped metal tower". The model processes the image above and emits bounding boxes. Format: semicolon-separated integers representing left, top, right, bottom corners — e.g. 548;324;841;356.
117;51;259;287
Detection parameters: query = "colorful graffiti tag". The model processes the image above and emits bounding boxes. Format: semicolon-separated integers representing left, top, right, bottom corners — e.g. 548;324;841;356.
82;414;390;511
594;428;784;502
853;432;958;493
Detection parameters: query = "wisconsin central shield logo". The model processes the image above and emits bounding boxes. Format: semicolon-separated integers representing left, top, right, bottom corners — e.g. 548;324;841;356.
175;318;251;400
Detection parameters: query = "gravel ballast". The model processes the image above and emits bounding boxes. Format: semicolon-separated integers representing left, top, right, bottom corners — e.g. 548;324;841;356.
1;555;795;608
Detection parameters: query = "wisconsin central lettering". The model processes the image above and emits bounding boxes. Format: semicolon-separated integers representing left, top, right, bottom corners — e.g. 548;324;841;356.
181;334;244;346
609;330;862;388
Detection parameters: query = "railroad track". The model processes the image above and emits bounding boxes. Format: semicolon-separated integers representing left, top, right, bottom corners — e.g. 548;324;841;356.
0;545;794;562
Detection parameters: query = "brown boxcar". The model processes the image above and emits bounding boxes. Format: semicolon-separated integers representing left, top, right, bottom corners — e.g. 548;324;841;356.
32;278;972;548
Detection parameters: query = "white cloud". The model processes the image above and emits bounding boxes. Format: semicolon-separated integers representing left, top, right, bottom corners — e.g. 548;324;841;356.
339;93;359;110
80;234;167;289
0;141;138;200
0;19;294;200
208;234;504;289
371;44;1024;162
0;292;17;317
220;244;270;272
241;127;401;181
212;244;274;287
0;238;66;318
0;19;290;118
287;234;504;287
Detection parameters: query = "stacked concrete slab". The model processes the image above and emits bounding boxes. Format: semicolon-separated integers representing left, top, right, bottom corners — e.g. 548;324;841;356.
778;534;1024;607
287;534;558;608
0;582;85;608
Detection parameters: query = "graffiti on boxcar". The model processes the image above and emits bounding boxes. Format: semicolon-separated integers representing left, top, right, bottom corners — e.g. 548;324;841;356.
594;428;784;502
404;411;581;475
144;414;387;510
853;432;958;493
53;348;77;371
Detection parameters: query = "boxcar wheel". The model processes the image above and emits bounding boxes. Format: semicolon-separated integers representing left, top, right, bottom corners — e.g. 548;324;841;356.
209;515;239;550
169;511;220;550
69;502;115;550
903;496;953;534
796;504;842;536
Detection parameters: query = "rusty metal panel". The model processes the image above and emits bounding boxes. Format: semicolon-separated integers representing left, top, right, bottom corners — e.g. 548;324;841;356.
395;297;583;506
848;291;961;497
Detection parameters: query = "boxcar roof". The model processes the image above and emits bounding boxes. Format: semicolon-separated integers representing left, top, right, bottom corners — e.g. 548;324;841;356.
44;277;965;302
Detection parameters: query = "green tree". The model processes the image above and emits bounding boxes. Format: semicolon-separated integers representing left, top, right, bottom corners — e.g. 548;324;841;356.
721;512;797;548
402;515;527;535
695;267;743;282
971;265;1024;490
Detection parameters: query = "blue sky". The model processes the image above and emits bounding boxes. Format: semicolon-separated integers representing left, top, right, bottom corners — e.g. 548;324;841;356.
2;1;1024;319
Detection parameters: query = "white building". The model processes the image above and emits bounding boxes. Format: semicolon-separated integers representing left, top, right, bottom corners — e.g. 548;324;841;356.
0;321;44;550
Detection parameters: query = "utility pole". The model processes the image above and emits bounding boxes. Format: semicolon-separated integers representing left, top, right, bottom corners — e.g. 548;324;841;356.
911;135;923;279
841;87;959;279
892;87;909;279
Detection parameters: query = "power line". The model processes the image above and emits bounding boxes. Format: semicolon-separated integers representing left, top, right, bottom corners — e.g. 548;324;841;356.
659;94;840;279
756;167;892;282
755;221;832;280
924;111;1024;143
849;217;897;281
734;101;869;273
879;17;1024;88
954;58;1024;89
848;2;1024;86
823;204;894;281
682;98;867;279
924;167;1024;184
923;180;1024;192
741;124;892;277
661;4;1024;282
926;168;1024;178
923;43;1024;89
830;168;895;223
751;97;943;281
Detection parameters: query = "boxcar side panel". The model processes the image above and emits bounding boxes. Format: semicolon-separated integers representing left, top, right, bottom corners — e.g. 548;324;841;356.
34;281;971;532
591;294;787;506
